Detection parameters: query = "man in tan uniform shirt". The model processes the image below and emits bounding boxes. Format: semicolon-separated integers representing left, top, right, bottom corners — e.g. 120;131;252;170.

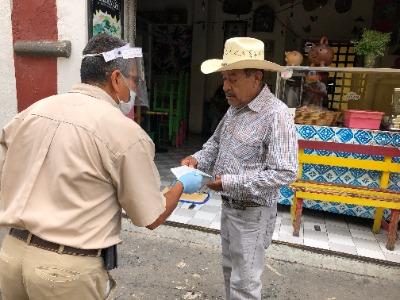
0;34;202;300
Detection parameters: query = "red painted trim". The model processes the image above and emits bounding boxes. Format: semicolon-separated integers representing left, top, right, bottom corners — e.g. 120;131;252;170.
299;140;400;157
386;209;399;250
12;0;58;112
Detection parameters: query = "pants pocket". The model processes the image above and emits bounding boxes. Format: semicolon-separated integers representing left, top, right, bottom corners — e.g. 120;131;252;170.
0;244;29;300
34;265;80;283
264;205;278;248
105;272;117;300
25;262;108;299
237;208;262;223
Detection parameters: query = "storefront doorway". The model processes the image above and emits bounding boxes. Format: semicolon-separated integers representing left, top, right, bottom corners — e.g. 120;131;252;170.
134;0;400;149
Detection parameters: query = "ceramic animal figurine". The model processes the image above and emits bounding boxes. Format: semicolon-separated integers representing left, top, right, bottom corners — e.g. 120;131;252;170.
308;36;334;67
285;51;303;66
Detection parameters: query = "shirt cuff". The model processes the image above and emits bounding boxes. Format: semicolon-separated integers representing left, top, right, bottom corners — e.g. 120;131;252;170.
221;174;241;192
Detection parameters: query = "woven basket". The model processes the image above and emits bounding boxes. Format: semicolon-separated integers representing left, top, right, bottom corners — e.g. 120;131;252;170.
295;109;341;126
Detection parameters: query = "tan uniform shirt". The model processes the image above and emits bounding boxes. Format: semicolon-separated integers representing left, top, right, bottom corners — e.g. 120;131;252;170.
0;84;166;249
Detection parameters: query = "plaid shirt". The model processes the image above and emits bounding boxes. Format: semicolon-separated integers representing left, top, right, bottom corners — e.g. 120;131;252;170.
193;85;298;206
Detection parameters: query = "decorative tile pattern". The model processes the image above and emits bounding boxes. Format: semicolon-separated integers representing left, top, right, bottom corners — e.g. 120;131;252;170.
316;127;335;141
281;125;400;220
336;128;353;143
354;130;373;144
374;132;392;146
297;125;317;140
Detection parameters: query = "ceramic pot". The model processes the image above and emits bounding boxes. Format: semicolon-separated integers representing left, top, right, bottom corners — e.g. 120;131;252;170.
364;53;376;68
308;36;334;67
285;51;303;66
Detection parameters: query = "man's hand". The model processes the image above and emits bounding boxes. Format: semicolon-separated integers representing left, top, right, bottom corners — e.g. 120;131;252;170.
207;175;223;191
181;156;198;168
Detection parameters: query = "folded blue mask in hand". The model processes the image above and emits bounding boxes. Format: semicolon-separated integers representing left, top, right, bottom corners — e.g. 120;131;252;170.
178;171;203;194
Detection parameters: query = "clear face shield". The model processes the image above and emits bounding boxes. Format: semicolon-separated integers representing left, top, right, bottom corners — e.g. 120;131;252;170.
82;44;149;108
134;58;149;108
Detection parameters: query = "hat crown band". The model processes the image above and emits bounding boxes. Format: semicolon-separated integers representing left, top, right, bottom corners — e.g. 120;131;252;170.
200;37;284;74
222;47;264;65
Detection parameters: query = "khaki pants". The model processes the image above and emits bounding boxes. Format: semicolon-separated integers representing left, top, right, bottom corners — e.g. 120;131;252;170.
0;234;116;300
221;204;277;300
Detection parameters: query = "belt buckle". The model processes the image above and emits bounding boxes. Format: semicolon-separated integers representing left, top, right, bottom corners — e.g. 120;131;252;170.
230;198;246;210
222;196;246;210
235;203;246;210
228;197;234;208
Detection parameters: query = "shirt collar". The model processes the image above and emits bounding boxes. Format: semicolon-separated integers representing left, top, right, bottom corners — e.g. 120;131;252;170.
69;83;118;108
247;85;271;113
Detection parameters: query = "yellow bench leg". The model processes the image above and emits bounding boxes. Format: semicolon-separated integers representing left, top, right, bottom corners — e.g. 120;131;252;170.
291;197;297;224
373;207;384;233
293;198;303;237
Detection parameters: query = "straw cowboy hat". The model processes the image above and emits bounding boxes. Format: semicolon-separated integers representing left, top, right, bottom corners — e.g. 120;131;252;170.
201;37;285;74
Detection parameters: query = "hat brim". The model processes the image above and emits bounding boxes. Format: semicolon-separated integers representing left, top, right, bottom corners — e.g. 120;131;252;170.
201;59;285;74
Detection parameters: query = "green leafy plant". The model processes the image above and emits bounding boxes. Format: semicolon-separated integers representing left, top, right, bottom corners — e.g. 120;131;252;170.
354;29;391;57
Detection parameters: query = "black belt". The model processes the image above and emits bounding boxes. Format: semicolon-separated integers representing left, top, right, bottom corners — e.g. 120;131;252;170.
9;228;102;257
221;195;262;210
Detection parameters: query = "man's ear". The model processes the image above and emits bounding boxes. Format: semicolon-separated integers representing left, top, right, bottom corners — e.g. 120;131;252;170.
110;70;122;94
255;70;263;86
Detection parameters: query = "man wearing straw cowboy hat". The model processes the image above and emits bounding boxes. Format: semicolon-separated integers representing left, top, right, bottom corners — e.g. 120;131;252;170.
182;37;298;299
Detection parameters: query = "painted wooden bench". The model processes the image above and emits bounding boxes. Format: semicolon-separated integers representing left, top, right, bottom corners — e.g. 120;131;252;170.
290;140;400;250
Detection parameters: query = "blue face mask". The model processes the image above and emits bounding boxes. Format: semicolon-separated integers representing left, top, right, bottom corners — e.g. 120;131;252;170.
118;76;137;114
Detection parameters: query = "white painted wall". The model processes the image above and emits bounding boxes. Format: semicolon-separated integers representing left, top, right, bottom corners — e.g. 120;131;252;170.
56;0;89;94
0;0;18;128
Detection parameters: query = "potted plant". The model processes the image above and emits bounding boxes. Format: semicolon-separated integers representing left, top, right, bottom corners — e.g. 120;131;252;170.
353;28;391;67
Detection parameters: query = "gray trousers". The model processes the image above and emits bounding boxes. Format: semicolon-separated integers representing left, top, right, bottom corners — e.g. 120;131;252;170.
221;203;277;300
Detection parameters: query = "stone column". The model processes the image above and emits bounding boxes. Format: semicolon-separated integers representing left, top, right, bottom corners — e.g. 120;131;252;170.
125;0;136;44
189;0;208;134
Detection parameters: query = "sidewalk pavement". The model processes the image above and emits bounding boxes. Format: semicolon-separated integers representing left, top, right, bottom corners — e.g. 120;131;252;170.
1;223;400;299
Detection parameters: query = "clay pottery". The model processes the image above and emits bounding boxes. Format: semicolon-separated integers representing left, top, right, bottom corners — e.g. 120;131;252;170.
285;51;303;66
308;36;334;67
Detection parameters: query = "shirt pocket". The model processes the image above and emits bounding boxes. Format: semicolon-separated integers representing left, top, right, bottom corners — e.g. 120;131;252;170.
231;131;262;162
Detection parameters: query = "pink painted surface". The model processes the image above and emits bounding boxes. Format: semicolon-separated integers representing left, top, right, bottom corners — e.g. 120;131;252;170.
343;110;384;130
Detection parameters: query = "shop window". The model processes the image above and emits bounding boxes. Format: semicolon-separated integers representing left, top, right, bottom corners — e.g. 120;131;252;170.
328;42;359;110
304;40;360;110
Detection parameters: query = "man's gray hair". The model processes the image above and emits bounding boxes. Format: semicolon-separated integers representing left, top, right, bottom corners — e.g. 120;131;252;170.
243;69;266;85
80;33;135;84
